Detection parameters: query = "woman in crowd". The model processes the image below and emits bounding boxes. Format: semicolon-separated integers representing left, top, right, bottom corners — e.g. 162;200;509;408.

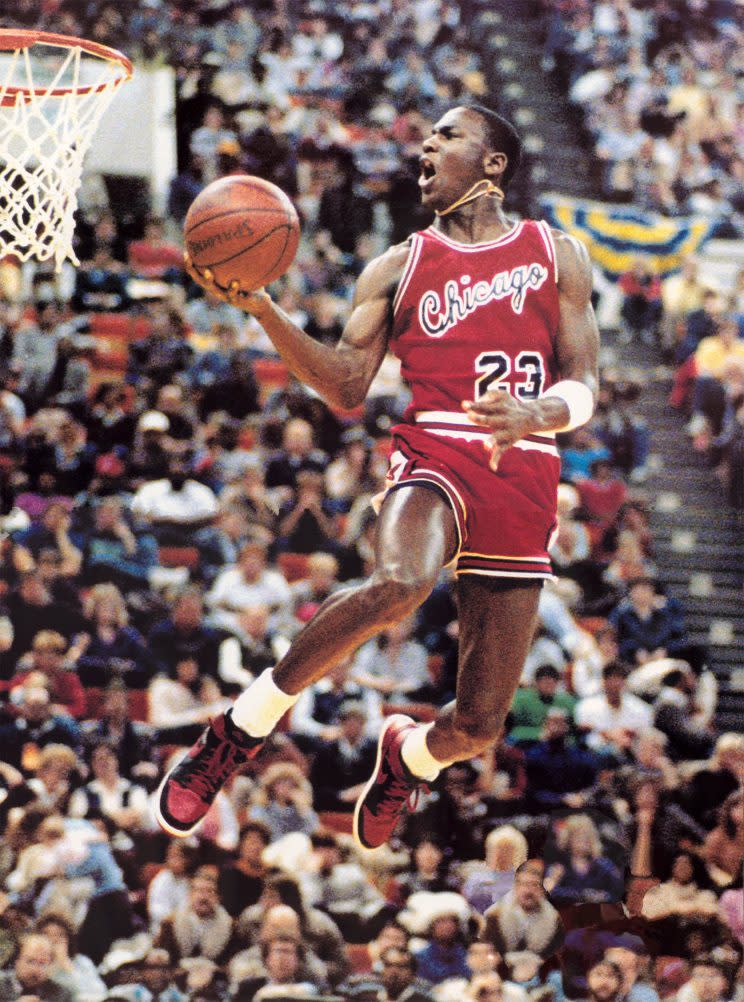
248;762;319;841
35;912;107;1002
701;790;744;888
77;583;153;688
546;814;625;906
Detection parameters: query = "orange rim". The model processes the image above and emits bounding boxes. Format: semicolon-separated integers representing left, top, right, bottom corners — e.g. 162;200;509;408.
0;28;132;106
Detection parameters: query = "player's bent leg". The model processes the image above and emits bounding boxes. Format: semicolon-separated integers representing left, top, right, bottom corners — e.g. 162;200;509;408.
427;577;542;763
353;578;541;850
157;486;457;838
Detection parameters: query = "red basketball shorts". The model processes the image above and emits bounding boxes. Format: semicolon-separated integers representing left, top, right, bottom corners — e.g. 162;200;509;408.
376;413;561;580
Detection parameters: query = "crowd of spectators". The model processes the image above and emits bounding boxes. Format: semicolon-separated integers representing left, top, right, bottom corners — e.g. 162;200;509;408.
540;0;743;228
0;2;742;1002
611;252;744;508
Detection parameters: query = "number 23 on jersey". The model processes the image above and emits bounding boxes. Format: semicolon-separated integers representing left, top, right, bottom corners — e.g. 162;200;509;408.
474;350;546;401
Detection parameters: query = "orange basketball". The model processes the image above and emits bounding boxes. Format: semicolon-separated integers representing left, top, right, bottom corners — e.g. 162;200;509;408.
184;175;300;292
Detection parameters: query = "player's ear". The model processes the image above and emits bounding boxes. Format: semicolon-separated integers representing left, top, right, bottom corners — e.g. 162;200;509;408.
484;150;507;183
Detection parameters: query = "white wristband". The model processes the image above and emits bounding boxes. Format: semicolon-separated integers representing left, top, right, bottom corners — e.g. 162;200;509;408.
542;380;594;432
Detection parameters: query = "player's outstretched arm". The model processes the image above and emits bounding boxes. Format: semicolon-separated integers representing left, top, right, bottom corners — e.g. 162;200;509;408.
185;245;408;411
463;231;599;470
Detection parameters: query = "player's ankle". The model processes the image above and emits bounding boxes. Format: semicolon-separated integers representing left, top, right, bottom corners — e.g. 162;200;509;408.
401;723;441;783
231;668;299;739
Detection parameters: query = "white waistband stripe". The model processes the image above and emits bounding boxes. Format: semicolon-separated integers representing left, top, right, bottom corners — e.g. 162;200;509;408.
415;411;556;438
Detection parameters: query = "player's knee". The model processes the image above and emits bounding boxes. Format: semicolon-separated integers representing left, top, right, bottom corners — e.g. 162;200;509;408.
366;569;435;618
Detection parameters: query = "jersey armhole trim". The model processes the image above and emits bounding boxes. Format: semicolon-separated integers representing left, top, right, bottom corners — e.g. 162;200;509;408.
392;233;423;316
538;219;559;285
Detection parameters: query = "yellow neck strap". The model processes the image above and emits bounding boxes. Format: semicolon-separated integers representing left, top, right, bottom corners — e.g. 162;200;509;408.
435;178;505;218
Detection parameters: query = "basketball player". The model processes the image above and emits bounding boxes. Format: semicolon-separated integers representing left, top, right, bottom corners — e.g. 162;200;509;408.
157;104;599;851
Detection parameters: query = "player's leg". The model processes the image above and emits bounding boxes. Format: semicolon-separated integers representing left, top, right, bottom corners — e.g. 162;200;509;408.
156;485;457;837
425;577;541;762
354;576;540;850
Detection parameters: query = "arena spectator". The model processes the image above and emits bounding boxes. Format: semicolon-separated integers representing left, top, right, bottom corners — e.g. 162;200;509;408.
508;665;577;747
126;947;187;1002
276;468;338;555
483;862;564;960
231;903;328;991
609;578;688;666
618;260;663;345
147;841;195;934
378;946;436;1002
207;541;291;640
34;912;107;1002
387;835;456;906
68;741;151;833
0;687;82;768
264;418;329;492
575;662;654;758
604;945;660;1002
13;501;82;579
677;958;732;1002
545;814;625;907
586;960;625;1002
300;832;388;943
577;459;629;534
653;668;716;762
77;583;153;688
641;852;718;923
233;935;321;1001
155;866;238;966
128;218;184;282
352;617;431;701
0;933;72;1002
700;791;744;889
79;497;159;590
248;762;319;841
413;907;470;986
308;700;377;813
524;709;602;812
290;656;382;750
217;822;270;919
239;873;349;989
8;631;87;720
462;826;528;916
80;682;150;778
130;452;219;550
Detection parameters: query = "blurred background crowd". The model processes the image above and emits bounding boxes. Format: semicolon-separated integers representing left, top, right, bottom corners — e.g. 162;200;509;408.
0;1;742;1002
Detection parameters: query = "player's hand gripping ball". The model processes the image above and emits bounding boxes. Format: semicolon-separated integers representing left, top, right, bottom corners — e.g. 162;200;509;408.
184;174;300;306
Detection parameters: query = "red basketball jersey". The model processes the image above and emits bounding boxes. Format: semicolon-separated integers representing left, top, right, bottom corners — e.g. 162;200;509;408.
391;219;560;417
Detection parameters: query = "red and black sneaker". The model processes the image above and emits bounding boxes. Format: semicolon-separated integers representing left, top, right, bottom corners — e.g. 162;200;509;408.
156;710;262;837
353;714;422;851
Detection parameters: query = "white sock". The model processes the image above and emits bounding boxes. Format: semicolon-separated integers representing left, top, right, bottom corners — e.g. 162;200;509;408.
401;723;442;782
231;668;299;738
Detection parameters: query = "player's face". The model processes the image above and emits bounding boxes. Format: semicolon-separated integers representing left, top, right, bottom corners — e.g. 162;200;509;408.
419;107;492;211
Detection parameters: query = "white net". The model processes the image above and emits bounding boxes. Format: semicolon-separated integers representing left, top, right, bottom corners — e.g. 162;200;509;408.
0;32;131;270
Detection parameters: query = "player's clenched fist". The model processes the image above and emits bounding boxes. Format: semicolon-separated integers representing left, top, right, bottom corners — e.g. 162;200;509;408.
183;251;272;319
462;391;538;471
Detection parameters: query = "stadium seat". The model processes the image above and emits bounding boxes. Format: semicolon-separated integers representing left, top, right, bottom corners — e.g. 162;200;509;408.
253;357;289;389
84;687;105;719
90;312;134;339
157;546;200;570
128;689;148;722
347;944;373;974
317;811;354;836
277;551;310;583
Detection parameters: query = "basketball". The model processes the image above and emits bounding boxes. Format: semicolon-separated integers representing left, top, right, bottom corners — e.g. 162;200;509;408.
184;175;300;292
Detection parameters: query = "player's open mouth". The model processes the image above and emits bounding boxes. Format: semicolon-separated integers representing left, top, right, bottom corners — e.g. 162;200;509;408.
419;157;437;191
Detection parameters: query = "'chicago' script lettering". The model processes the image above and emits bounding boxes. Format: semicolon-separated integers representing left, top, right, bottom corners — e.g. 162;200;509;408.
418;263;549;338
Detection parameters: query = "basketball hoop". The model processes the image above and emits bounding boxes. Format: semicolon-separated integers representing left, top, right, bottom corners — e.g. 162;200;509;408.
0;29;133;270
